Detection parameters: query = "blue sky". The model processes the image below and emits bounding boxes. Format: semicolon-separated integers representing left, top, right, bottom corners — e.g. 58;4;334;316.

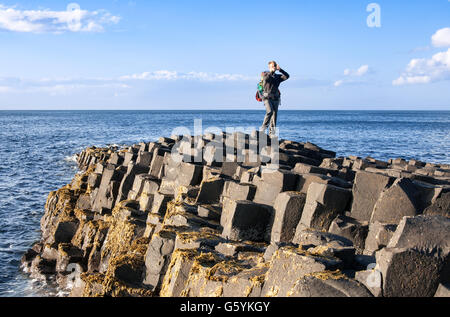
0;0;449;110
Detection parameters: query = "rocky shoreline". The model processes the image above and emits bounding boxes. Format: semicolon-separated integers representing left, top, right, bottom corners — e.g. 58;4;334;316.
21;131;450;297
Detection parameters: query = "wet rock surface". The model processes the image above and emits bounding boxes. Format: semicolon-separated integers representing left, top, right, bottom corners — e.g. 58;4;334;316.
22;132;450;297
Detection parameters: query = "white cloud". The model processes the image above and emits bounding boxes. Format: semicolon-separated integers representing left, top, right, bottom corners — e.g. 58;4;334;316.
0;76;131;95
0;3;120;33
394;27;450;86
0;86;12;93
432;27;450;48
40;83;130;96
393;48;450;86
333;80;343;87
0;70;257;95
355;65;369;76
120;71;178;81
392;76;431;86
342;65;369;77
334;65;371;87
119;70;257;81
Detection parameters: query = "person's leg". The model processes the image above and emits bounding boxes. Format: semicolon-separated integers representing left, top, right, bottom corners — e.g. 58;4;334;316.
269;99;280;135
260;99;273;131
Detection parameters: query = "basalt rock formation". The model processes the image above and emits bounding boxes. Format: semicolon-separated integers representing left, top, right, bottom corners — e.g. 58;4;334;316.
22;131;450;297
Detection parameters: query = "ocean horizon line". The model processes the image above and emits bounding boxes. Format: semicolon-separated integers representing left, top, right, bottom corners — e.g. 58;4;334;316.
1;109;449;112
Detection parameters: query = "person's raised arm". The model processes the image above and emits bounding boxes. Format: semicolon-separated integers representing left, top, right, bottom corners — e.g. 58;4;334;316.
278;67;290;82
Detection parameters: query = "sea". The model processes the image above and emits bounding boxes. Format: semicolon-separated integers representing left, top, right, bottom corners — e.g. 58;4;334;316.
0;110;449;297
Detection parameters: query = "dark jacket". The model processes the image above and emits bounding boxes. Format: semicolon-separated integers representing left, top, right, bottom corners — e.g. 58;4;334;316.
262;69;290;100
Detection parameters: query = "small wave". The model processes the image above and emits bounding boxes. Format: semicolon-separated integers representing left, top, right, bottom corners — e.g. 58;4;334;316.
56;290;70;297
21;265;31;274
64;154;78;163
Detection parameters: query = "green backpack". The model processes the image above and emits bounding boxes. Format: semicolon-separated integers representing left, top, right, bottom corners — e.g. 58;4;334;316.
256;80;264;102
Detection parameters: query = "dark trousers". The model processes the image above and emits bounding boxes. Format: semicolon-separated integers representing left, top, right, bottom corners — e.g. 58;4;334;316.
260;99;280;135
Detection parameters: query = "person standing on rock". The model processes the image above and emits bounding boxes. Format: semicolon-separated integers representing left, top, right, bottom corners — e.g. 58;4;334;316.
259;61;290;136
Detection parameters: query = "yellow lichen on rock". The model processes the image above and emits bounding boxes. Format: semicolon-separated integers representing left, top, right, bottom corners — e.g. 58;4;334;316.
100;210;145;269
207;259;245;282
265;285;279;297
176;229;220;245
304;270;347;281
